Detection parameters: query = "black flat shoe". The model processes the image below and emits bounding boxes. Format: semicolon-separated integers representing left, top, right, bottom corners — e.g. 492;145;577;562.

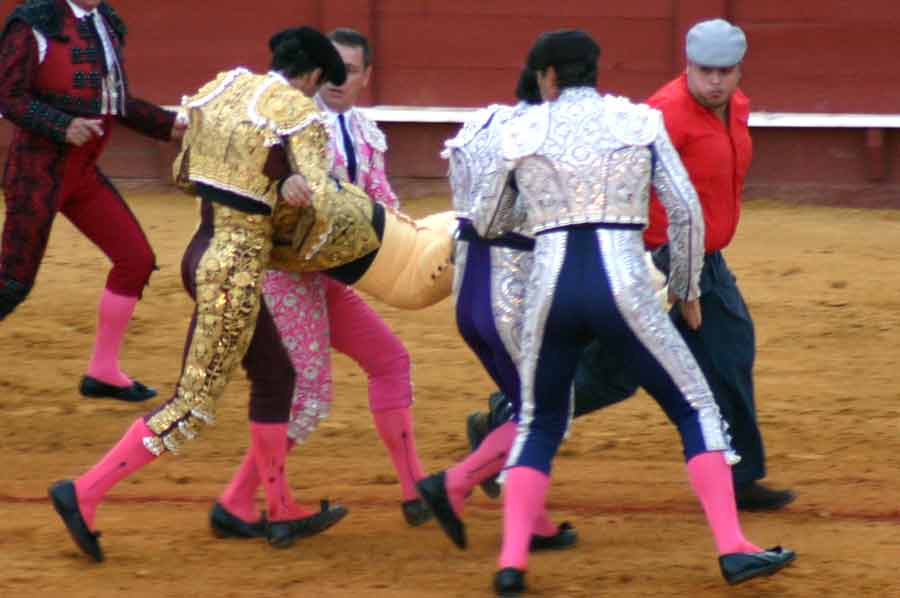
530;521;578;552
736;482;796;512
466;412;501;499
401;497;433;527
49;480;104;562
79;375;157;402
493;567;526;597
266;500;348;549
719;546;796;585
416;472;466;549
209;502;266;539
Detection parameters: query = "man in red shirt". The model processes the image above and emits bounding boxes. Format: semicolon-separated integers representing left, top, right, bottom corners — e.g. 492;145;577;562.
640;18;794;510
466;19;795;512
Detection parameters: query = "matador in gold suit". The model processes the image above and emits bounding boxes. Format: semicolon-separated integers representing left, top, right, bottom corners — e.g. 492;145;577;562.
48;26;455;563
44;27;342;562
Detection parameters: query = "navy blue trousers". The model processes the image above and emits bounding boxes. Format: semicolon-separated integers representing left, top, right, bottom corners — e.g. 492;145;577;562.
455;238;522;417
510;227;725;476
573;246;765;485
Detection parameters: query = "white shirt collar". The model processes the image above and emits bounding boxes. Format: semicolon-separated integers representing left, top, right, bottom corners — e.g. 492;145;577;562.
316;95;354;122
67;0;97;19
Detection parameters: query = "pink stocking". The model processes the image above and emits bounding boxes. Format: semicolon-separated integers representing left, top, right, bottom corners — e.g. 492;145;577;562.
74;417;157;528
686;451;760;554
498;466;550;570
444;421;516;516
87;289;138;386
372;407;426;501
250;422;310;522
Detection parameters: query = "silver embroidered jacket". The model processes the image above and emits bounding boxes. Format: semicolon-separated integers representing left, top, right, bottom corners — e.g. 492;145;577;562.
444;104;534;362
444;103;524;233
482;87;704;301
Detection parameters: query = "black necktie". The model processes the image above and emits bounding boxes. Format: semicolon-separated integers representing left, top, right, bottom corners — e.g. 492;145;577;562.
85;14;109;75
338;113;358;183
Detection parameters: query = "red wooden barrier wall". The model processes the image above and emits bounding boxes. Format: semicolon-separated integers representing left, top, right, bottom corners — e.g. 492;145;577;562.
0;0;897;193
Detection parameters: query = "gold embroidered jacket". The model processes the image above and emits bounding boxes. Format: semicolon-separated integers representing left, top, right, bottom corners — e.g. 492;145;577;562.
174;67;380;270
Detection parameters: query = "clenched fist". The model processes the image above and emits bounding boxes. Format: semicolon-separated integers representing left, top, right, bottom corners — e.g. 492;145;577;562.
280;173;313;207
65;118;104;146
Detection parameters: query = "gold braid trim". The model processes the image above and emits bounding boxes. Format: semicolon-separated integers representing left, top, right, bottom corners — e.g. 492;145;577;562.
145;205;272;454
269;124;381;272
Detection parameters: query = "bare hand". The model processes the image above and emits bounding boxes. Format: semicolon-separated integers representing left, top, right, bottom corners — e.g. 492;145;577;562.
281;174;312;207
667;288;679;306
679;298;702;330
65;118;104;146
170;112;188;141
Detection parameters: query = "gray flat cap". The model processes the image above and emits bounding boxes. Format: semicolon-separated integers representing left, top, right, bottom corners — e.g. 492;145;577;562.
686;19;747;67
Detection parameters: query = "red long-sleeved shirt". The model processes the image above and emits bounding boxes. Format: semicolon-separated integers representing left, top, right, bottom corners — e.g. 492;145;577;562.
643;74;752;253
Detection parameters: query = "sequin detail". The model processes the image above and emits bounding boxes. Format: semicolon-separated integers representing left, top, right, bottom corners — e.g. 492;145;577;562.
597;228;737;462
445;103;528;238
500;88;703;300
262;270;333;443
146;205;272;453
506;231;569;472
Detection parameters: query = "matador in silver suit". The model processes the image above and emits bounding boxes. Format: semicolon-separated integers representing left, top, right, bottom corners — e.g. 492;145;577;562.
481;30;794;598
417;89;598;552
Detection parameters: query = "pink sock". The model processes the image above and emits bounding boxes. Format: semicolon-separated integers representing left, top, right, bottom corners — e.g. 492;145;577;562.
686;451;761;555
498;466;550;570
87;290;138;387
533;510;559;537
372;407;426;501
445;421;517;516
74;417;157;529
251;423;310;522
219;450;262;523
220;437;298;523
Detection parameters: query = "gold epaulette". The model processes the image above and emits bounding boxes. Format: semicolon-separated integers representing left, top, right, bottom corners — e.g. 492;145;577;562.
173;70;326;207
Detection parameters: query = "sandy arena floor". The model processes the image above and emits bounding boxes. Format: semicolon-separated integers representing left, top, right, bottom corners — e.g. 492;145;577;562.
1;192;899;597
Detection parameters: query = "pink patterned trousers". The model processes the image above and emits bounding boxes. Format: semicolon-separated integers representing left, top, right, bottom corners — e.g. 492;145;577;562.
262;270;413;442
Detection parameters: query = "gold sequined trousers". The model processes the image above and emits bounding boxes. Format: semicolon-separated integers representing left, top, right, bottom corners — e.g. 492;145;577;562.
144;201;273;455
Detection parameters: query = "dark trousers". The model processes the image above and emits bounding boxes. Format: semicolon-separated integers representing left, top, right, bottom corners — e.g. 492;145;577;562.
573;246;766;486
455;239;522;416
176;200;294;424
511;228;725;475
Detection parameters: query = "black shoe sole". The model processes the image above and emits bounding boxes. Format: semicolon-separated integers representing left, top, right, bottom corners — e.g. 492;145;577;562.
416;473;467;549
402;498;433;527
494;568;526;597
267;504;348;549
49;480;104;562
721;549;796;585
737;492;797;512
79;376;157;402
530;524;578;552
724;558;793;585
209;503;267;539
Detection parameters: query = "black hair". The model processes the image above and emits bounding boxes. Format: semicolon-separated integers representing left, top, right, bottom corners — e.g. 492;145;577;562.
268;27;347;85
329;28;372;67
515;68;541;104
270;34;319;79
526;29;600;90
553;61;597;88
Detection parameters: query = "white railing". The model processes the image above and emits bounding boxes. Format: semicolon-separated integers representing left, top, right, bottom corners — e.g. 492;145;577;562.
355;105;900;129
5;106;898;129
